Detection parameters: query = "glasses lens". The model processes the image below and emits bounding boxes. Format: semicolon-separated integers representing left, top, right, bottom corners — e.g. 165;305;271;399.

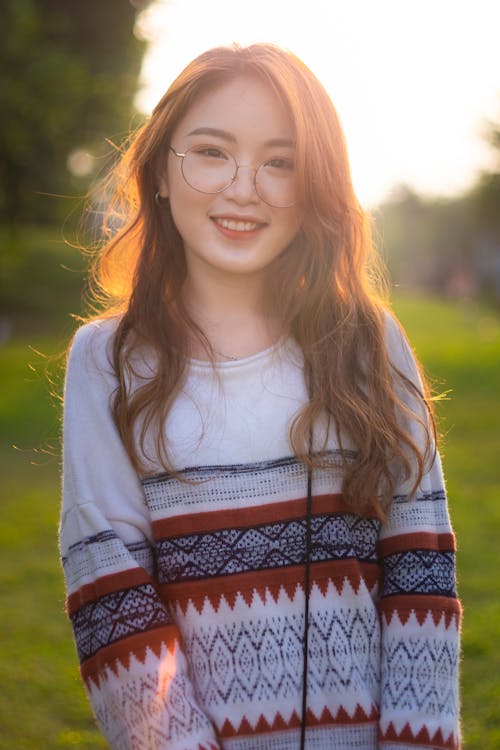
182;147;236;194
255;160;297;208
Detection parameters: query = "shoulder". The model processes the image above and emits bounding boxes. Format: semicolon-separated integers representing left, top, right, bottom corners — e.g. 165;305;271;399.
69;315;120;357
68;316;120;371
66;316;122;391
382;309;420;383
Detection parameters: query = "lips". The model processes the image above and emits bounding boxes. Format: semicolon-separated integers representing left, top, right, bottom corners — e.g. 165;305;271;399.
211;215;267;240
215;217;259;232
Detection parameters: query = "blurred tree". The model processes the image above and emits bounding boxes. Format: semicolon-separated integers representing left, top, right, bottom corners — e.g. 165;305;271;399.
470;122;500;239
376;115;500;303
375;186;473;293
0;0;149;225
466;121;500;300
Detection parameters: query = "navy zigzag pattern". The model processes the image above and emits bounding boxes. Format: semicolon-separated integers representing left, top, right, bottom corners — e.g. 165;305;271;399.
72;583;170;662
156;513;381;584
381;550;457;598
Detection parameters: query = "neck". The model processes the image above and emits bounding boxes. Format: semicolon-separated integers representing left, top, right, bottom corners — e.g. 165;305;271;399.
182;268;281;361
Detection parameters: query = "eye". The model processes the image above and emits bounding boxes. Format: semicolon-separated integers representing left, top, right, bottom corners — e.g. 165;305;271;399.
265;157;295;171
191;145;229;160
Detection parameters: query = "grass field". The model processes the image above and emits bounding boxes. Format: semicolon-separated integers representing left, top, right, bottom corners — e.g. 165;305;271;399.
0;294;499;748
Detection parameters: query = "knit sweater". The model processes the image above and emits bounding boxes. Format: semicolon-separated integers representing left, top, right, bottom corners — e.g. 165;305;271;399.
60;316;461;750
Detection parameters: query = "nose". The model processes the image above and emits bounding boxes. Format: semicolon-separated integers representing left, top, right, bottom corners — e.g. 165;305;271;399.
223;165;259;204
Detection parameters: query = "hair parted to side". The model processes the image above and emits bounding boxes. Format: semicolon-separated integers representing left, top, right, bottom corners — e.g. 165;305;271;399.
83;42;435;518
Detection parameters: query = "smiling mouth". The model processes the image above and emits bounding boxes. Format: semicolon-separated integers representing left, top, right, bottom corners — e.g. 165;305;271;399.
212;217;265;232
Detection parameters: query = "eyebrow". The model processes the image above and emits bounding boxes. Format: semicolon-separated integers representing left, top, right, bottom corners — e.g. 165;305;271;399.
186;127;295;148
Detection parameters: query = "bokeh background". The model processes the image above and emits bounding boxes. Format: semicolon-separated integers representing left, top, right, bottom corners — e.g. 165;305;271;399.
1;1;499;747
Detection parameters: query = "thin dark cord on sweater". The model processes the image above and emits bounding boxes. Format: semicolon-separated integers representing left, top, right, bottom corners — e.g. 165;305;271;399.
300;438;314;750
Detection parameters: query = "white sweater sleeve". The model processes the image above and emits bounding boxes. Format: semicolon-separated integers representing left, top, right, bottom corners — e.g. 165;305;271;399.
60;320;220;750
377;315;461;749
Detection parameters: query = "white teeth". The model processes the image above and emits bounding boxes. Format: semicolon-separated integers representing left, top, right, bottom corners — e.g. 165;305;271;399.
216;218;259;231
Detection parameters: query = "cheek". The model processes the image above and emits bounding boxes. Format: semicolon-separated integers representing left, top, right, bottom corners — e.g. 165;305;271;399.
282;207;303;242
168;191;209;247
168;179;198;216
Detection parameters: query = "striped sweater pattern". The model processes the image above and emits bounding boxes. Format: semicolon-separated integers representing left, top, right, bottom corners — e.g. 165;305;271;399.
60;320;461;750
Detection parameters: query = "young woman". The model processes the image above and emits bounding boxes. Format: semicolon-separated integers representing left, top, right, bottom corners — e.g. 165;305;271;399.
60;44;461;750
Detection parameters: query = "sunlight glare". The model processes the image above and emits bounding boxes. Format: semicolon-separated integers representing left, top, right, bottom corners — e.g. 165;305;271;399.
135;0;500;207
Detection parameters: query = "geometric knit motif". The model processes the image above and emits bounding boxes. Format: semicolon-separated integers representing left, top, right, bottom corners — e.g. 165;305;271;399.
381;630;459;716
156;512;381;583
61;321;461;749
381;549;456;597
88;658;220;750
142;453;352;515
142;455;459;749
62;530;156;591
70;582;170;663
181;601;381;708
64;453;461;749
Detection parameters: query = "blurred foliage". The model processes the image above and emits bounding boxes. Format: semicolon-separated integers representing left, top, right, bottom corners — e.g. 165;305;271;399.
0;225;86;327
0;0;148;225
375;120;500;303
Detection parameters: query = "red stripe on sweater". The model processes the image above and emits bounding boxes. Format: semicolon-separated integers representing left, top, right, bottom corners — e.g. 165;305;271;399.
67;566;153;615
152;493;355;538
308;703;379;726
161;559;380;615
378;531;456;557
81;626;178;686
379;720;459;749
219;703;379;737
219;710;302;737
378;593;462;627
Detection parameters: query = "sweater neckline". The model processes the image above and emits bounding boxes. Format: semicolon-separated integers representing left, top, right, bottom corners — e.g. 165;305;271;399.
187;337;286;371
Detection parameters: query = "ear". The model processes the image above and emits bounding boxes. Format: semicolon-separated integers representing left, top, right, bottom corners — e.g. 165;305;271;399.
157;173;169;199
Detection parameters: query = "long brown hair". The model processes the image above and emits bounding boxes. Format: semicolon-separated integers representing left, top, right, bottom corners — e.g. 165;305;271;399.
85;43;435;518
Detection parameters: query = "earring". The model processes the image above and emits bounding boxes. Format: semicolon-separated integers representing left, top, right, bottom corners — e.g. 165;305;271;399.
155;191;165;206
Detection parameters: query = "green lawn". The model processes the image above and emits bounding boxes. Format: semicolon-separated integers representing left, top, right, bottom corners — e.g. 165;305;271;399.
0;294;499;748
393;295;500;748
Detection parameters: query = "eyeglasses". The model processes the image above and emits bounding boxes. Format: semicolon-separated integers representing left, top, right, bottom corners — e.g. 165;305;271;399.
169;145;297;208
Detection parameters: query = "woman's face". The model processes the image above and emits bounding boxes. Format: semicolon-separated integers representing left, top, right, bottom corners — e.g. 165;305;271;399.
158;74;303;285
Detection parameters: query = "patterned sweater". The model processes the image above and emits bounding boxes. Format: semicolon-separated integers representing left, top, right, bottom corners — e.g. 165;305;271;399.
60;317;461;750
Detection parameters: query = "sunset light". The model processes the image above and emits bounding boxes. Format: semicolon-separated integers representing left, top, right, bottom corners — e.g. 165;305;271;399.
134;0;500;207
2;3;499;748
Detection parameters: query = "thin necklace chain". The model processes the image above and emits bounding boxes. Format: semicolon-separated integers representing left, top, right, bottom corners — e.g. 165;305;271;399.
211;333;282;362
212;347;239;361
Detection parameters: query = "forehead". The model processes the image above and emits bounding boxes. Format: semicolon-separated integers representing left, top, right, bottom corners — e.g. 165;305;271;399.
172;74;295;145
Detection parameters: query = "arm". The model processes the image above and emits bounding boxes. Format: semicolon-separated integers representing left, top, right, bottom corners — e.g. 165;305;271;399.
377;316;461;749
60;321;220;750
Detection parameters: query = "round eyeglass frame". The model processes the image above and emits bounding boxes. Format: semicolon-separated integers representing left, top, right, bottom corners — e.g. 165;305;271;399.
168;145;297;208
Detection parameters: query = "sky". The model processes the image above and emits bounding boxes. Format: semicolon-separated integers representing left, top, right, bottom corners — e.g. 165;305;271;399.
133;0;500;207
